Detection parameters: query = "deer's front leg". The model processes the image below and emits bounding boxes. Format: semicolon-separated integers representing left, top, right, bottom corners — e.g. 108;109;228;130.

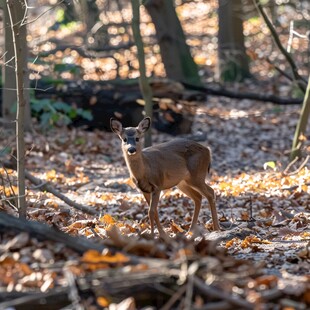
149;190;167;238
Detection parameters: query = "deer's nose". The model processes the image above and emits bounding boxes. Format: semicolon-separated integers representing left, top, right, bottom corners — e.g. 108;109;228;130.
127;146;136;155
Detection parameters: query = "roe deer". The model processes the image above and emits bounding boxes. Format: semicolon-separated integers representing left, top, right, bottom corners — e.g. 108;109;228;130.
110;117;220;238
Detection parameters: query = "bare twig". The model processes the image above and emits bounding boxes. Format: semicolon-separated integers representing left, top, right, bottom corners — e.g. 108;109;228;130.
283;156;299;175
1;165;18;210
64;269;83;310
266;57;294;82
160;285;187;310
281;182;310;191
283;155;310;176
22;0;65;26
253;0;307;93
193;276;254;310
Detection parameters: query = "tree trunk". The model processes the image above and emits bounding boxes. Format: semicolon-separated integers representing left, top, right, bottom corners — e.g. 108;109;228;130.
145;0;201;86
218;0;250;82
291;75;310;160
2;0;31;130
75;0;100;33
131;0;153;147
6;0;28;217
1;1;16;128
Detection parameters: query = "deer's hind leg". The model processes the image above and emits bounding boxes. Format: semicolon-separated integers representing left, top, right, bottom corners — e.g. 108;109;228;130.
177;181;202;232
186;154;220;231
190;181;220;231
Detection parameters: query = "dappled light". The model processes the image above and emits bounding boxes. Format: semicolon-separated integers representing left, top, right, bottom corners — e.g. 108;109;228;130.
0;0;309;308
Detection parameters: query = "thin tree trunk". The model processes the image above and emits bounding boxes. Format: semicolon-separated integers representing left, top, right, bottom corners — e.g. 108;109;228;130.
145;0;201;86
291;75;310;160
2;0;31;129
131;0;153;147
7;0;27;217
1;1;16;128
218;0;250;82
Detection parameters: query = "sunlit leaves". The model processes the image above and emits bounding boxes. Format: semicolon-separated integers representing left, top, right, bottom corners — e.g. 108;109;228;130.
81;249;130;271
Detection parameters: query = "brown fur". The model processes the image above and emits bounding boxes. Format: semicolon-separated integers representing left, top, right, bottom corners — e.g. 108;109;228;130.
110;117;220;238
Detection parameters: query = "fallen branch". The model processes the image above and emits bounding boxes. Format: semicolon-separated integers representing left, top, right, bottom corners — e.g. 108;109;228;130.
39;42;134;58
183;83;303;105
281;182;310;192
0;212;105;253
2;160;99;215
193;276;254;310
0;288;70;309
160;284;187;310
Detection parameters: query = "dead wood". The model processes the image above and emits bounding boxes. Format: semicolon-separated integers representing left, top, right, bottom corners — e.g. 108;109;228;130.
0;212;105;253
39;42;134;58
182;82;303;105
0;288;70;310
2;160;100;215
193;276;254;310
160;284;187;310
77;264;176;306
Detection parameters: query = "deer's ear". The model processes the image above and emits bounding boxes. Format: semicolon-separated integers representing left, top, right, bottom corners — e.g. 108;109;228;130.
110;118;123;135
137;117;151;133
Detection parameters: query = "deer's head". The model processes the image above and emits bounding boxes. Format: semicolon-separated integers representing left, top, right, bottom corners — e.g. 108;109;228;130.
110;117;151;155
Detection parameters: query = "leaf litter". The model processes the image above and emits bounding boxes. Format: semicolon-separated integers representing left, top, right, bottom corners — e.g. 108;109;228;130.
0;96;309;309
1;0;309;306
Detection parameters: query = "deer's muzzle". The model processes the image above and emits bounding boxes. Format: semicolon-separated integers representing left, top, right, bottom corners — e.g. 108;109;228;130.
127;146;136;155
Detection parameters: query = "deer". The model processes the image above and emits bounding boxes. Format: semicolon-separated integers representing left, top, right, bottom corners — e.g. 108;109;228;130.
110;117;220;239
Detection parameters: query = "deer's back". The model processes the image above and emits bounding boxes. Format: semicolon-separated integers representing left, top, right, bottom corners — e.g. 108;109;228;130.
144;138;210;159
143;139;211;186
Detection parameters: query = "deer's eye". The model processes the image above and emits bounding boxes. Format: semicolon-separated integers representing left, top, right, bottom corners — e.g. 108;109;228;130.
135;138;139;142
123;138;127;143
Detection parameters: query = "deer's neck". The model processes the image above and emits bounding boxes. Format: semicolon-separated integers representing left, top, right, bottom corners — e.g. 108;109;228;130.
123;151;146;180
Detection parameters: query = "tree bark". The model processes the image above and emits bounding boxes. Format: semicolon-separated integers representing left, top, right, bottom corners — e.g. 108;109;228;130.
2;0;31;129
291;75;310;159
1;0;16;128
145;0;201;86
218;0;250;82
6;0;28;217
131;0;153;147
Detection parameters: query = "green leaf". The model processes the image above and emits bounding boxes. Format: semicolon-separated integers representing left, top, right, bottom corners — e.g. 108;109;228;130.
0;146;11;157
77;108;93;121
263;161;276;171
31;99;51;112
74;137;86;145
40;112;52;128
53;101;71;113
68;108;77;119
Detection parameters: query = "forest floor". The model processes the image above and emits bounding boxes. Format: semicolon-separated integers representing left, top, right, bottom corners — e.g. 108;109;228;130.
0;0;309;309
0;96;309;309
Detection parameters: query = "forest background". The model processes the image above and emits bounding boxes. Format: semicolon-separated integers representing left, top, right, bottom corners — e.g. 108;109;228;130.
0;0;309;309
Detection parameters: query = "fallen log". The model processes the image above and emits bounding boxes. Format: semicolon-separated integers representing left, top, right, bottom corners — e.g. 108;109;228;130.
182;82;303;105
0;288;70;310
0;212;105;253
